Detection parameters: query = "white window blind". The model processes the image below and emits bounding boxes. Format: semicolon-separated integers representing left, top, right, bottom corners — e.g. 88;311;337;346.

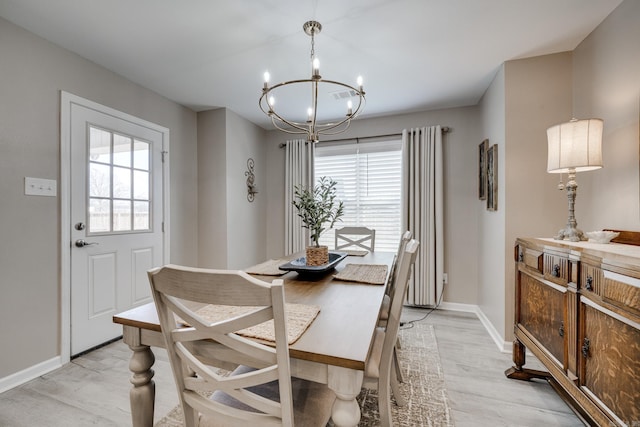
314;139;402;252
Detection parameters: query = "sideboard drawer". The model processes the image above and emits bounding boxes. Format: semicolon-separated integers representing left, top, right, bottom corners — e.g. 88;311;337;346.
544;253;570;286
603;270;640;318
581;263;603;295
523;247;543;274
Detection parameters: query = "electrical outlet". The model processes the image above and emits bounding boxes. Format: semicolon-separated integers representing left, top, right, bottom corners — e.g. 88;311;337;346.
443;273;448;284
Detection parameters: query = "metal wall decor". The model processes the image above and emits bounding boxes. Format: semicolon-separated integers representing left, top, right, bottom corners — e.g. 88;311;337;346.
245;158;258;202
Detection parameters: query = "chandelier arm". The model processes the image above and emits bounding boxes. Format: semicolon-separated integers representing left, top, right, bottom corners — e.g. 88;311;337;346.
259;90;312;132
270;121;310;135
308;95;365;135
271;115;309;134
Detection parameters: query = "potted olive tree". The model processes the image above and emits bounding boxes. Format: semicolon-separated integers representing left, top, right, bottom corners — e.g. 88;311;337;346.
293;176;345;266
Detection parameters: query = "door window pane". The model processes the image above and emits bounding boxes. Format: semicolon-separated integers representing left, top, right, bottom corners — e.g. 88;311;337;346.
134;201;149;230
113;166;131;198
89;127;111;163
113;200;131;231
88;125;152;234
89;198;110;233
133;170;149;200
133;140;149;170
113;134;132;167
89;163;111;198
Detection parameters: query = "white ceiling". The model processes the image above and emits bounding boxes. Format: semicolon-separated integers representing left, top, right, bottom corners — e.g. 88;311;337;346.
0;0;623;130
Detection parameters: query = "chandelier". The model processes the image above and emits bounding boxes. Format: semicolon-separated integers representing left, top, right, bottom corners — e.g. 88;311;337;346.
259;21;366;143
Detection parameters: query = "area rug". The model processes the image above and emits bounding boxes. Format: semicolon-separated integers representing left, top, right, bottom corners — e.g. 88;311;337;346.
154;322;453;427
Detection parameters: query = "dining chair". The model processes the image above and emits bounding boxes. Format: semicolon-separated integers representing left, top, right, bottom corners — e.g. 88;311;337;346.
334;226;376;252
363;239;419;427
379;230;412;326
378;230;412;382
148;264;335;427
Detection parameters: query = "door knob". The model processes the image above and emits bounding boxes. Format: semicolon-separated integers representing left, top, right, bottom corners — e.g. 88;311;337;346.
75;239;98;248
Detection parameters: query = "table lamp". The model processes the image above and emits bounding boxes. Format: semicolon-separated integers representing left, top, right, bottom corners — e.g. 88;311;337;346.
547;118;603;241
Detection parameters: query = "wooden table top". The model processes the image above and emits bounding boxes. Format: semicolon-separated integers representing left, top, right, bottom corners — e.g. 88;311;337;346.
113;251;393;370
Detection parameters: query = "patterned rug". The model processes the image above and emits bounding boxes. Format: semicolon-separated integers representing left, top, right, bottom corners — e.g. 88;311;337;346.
154;322;453;426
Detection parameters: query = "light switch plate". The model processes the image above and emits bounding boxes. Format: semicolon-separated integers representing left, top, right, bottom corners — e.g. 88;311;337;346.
25;177;57;197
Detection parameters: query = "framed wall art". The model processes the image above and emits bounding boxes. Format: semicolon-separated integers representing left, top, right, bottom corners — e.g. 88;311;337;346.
478;139;488;200
486;144;498;211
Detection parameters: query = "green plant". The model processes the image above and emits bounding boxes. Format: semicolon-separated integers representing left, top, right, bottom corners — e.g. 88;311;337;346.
293;177;345;247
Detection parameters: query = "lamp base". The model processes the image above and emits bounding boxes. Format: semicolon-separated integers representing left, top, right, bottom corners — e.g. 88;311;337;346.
554;226;586;242
554;171;586;242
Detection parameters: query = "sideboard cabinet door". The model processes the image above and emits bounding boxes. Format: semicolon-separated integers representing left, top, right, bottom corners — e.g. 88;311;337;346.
580;298;640;424
519;271;566;368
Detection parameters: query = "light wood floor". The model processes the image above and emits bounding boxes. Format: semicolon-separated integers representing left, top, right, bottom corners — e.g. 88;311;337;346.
0;308;583;426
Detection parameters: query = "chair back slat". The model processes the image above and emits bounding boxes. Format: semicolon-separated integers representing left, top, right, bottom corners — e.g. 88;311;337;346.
335;226;376;251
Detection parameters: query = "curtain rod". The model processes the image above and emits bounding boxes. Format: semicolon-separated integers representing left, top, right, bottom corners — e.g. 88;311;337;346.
278;126;450;148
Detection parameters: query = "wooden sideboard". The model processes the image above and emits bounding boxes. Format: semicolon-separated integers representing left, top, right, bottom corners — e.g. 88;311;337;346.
506;237;640;426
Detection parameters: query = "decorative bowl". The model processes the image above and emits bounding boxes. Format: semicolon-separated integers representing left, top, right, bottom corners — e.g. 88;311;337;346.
585;230;619;244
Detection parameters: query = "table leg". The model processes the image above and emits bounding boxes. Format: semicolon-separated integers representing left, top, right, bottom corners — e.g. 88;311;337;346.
327;366;364;427
123;326;156;427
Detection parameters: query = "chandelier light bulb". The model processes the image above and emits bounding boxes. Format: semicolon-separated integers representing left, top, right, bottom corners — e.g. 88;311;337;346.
357;75;363;89
307;107;313;122
347;100;353;116
263;71;270;90
312;58;320;77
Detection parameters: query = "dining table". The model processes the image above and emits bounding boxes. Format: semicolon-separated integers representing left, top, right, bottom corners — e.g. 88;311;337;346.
112;250;393;427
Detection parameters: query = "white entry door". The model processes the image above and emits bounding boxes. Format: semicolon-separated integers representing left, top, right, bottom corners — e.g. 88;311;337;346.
69;100;165;356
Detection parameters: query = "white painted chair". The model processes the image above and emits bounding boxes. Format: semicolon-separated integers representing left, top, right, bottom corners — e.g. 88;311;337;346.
379;230;412;326
378;230;412;382
335;226;376;252
363;239;420;427
148;265;335;427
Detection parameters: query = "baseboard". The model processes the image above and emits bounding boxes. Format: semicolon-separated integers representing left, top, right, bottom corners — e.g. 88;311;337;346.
0;356;62;394
436;302;511;353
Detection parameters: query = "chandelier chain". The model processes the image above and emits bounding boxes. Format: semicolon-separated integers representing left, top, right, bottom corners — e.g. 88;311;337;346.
310;29;315;61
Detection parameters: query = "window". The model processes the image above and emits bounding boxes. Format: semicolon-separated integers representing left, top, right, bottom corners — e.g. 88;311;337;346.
314;139;402;252
88;125;151;234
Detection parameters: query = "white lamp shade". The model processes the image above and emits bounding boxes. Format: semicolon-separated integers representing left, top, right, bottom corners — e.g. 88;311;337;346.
547;118;603;173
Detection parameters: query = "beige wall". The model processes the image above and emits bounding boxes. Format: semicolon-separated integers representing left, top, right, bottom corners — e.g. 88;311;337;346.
197;109;228;268
0;17;198;378
197;108;268;270
573;0;640;231
478;65;507;339
503;53;573;341
263;107;482;305
224;109;268;269
478;53;574;344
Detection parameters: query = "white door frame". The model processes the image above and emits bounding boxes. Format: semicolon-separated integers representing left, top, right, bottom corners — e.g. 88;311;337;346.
60;91;170;363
